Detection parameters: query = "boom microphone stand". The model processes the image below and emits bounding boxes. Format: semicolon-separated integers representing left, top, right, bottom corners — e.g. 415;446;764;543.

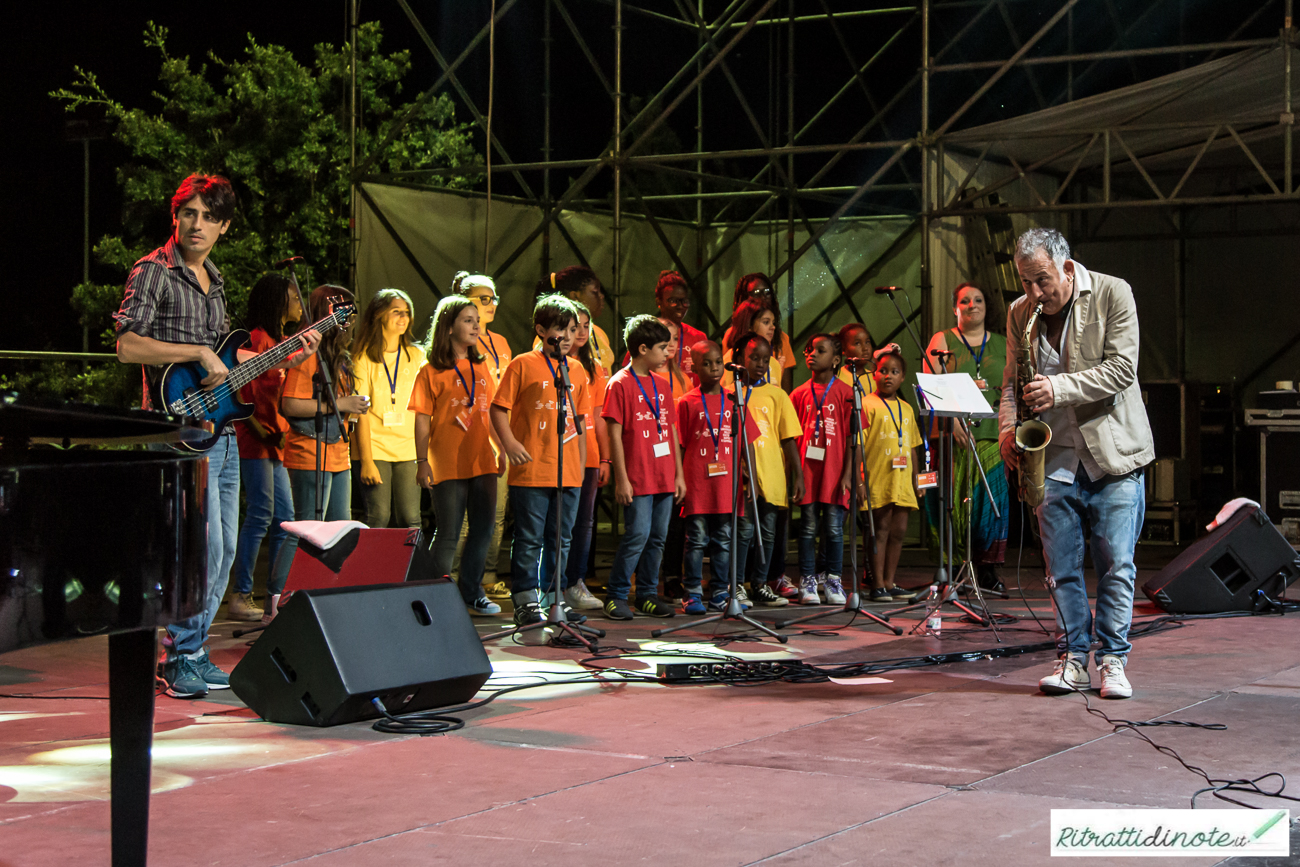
775;359;901;634
482;341;605;650
653;364;787;643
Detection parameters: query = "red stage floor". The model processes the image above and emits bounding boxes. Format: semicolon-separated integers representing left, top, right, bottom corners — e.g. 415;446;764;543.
2;565;1298;866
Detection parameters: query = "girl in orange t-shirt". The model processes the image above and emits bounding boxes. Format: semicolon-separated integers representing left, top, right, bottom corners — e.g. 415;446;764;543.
268;286;368;600
560;302;609;611
409;296;506;615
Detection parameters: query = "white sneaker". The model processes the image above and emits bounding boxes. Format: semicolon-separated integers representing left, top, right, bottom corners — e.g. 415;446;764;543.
564;580;603;610
798;575;821;605
1039;654;1090;695
1098;655;1132;699
734;585;754;609
823;574;847;605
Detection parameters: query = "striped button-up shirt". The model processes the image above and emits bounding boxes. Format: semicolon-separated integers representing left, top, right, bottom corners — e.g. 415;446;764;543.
114;237;229;409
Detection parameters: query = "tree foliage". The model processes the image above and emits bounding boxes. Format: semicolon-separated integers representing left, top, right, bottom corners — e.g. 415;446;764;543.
44;21;479;406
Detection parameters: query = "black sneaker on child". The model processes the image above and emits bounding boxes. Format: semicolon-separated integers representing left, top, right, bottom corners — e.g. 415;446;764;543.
514;601;546;627
750;583;790;607
867;587;894;603
635;597;677;618
604;598;635;620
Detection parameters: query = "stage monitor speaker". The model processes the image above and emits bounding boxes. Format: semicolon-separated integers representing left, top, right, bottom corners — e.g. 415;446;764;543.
230;581;492;726
1142;506;1300;614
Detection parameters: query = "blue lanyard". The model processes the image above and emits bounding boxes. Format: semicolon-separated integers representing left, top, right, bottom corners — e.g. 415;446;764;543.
699;391;722;459
479;333;500;369
883;396;905;449
381;350;401;406
631;370;664;438
454;359;476;405
543;352;578;428
956;329;987;375
809;380;830;445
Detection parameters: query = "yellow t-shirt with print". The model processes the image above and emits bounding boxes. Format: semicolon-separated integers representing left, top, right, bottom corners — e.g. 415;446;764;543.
353;347;427;462
861;392;923;510
744;383;802;508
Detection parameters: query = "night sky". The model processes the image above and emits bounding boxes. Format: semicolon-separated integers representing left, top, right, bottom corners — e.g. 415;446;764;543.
2;1;1276;353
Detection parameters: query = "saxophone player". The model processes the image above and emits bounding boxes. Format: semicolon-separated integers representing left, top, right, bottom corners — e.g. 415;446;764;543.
998;228;1154;700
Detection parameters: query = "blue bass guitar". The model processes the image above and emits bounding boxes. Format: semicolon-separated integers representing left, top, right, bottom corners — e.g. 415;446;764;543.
156;301;356;452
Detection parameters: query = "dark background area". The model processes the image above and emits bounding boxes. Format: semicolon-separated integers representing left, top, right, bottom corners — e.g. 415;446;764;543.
1;1;1279;353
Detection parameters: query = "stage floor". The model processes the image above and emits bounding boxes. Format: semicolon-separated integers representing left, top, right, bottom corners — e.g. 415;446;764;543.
2;565;1298;866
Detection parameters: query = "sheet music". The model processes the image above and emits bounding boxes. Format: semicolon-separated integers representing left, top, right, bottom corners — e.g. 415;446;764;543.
914;372;997;418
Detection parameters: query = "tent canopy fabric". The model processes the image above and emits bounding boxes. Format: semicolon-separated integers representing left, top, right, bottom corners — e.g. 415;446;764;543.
945;46;1293;179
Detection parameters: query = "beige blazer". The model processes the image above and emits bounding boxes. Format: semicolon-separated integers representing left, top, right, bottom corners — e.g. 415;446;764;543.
998;263;1155;477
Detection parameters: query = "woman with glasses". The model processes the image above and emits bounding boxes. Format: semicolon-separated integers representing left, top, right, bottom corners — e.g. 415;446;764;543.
351;288;426;530
732;273;795;393
453;272;513;600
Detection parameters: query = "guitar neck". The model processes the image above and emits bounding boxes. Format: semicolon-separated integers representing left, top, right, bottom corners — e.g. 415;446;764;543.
225;315;341;391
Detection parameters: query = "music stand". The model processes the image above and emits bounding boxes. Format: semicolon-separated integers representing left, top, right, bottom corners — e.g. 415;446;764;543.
775;360;902;635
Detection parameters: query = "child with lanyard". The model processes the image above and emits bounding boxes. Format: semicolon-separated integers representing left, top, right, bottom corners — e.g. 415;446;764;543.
408;295;507;616
452;271;513;602
490;294;592;642
790;333;855;607
600;315;687;620
861;343;925;602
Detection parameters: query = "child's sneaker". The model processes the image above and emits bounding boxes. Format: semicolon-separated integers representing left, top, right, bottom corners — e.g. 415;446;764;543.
771;575;799;599
823;574;847;605
750;583;790;607
564;580;603;610
707;591;730;611
1040;653;1090;694
867;587;893;603
604;598;635;620
635;597;677;618
734;585;754;609
682;594;707;615
797;575;821;605
469;596;502;616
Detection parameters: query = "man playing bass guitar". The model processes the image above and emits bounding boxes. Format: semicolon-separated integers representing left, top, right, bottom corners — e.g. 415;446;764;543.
114;174;322;698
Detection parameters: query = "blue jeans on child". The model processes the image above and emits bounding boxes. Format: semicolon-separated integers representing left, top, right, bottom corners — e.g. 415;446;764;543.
798;502;846;578
511;485;581;598
431;474;497;603
606;492;675;601
684;513;732;597
563;466;601;590
1038;467;1145;664
268;467;352;597
234;457;293;595
166;430;240;658
735;497;777;588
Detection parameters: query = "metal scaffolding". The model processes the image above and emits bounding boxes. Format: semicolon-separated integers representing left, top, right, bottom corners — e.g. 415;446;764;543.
351;0;1291;347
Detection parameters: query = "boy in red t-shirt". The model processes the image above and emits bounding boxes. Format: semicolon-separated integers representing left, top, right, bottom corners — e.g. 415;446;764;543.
677;340;756;614
601;315;686;620
791;333;855;607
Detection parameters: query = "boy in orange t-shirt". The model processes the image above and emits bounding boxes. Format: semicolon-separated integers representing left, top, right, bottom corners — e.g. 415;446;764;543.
490;295;591;631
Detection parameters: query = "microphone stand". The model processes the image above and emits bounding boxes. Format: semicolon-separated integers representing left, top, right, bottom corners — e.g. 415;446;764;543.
653;368;787;643
775;362;901;634
481;345;605;650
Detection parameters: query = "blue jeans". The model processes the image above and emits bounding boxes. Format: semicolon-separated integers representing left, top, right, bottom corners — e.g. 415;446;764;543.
166;431;240;657
798;503;846;578
736;498;777;589
684;513;732;597
269;467;353;597
234;458;293;595
511;485;581;598
431;474;498;603
607;492;675;601
1038;468;1145;663
564;466;601;590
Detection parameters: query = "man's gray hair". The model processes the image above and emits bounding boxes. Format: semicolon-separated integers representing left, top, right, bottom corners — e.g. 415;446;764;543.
1014;227;1071;270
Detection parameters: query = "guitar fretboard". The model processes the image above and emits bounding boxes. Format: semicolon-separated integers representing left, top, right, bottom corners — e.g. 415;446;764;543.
224;310;349;391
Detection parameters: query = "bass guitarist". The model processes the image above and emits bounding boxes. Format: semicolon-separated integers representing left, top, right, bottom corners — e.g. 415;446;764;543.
114;173;321;698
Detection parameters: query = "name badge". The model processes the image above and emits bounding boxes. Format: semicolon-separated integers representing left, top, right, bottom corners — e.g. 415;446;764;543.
707;461;728;477
563;426;579;444
383;410;404;427
653;440;671;458
892;454;908;470
916;471;938;489
805;444;825;462
454;409;473;431
974;378;988;390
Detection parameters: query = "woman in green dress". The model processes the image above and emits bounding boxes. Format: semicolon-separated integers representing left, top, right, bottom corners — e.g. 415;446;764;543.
923;283;1010;592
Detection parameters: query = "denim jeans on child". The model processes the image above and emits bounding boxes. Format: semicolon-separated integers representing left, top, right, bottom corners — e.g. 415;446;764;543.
1038;467;1145;664
736;497;778;588
798;502;846;578
511;485;581;598
234;457;293;596
606;492;675;601
684;513;732;597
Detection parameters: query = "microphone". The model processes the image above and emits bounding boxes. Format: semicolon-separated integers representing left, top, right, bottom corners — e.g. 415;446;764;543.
723;361;746;373
545;335;562;347
874;285;899;294
273;256;304;269
929;349;955;358
843;356;873;370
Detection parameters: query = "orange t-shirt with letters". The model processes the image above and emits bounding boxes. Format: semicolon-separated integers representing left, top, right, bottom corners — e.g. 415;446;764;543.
492;350;591;488
408;358;498;486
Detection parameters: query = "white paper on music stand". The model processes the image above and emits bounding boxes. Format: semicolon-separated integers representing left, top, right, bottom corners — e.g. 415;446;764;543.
914;372;996;419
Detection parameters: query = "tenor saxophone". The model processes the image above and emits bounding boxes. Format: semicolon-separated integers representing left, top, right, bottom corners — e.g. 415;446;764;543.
1015;302;1053;507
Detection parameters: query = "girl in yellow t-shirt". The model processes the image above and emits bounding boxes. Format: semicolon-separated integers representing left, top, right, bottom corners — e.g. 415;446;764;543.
733;272;795;392
860;344;924;603
352;288;426;530
409;296;507;615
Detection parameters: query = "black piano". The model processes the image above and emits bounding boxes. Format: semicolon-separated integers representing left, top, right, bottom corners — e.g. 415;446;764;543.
0;396;209;866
